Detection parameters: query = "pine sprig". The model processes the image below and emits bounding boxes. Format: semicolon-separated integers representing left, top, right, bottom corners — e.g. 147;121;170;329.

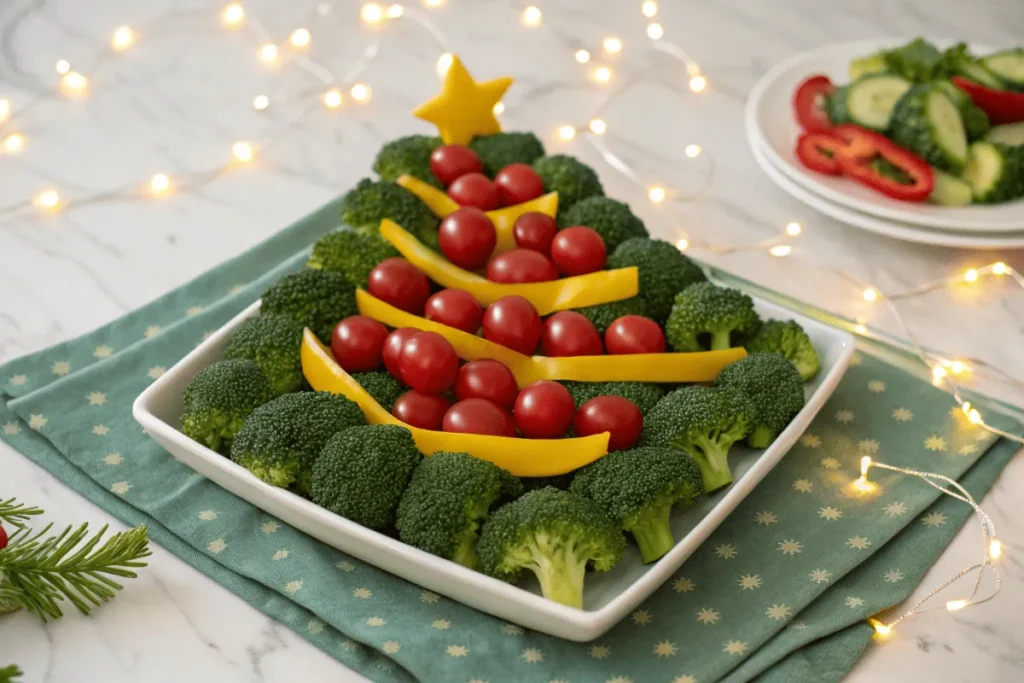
0;498;44;529
0;522;151;622
0;665;22;683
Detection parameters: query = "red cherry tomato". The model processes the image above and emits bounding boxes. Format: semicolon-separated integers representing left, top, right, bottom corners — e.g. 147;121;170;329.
454;359;519;410
330;315;389;372
424;288;483;333
573;395;643;451
430;145;483;186
448;173;501;211
604;315;666;355
399;331;459;394
486;249;559;284
513;212;558;254
438;207;497;270
550;226;607;276
541;311;603;357
0;524;8;551
482;296;542;355
443;398;517;437
391;390;452;430
494;163;545;206
381;327;420;379
368;258;431;315
513;380;575;439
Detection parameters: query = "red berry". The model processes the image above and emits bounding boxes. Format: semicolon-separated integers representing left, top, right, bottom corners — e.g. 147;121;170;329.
392;390;452;430
541;311;604;357
430;145;483;186
454;359;519;410
482;296;542;355
381;327;420;379
550;226;607;276
513;212;558;254
399;331;460;394
330;315;389;372
494;163;545;206
443;398;517;437
486;249;560;284
438;207;497;270
368;258;431;314
0;525;8;551
424;289;483;333
448;173;501;210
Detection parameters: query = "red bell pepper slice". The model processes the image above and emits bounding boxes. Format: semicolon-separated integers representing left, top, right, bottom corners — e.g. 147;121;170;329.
792;75;836;133
831;125;934;202
795;132;845;175
952;77;1024;125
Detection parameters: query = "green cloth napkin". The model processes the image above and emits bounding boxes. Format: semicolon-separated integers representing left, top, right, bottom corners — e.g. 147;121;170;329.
2;199;1020;683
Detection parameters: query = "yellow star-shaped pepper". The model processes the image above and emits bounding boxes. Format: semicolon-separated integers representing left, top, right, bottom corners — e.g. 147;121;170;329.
414;55;512;146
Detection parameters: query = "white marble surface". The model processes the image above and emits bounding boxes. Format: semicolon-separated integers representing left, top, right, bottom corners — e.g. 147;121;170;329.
2;0;1023;681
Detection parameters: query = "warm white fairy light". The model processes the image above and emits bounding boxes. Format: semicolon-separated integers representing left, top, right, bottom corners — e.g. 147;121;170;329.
862;288;878;302
34;189;60;211
2;133;24;153
641;1;659;18
0;99;9;121
676;238;689;251
575;49;591;64
386;5;405;18
61;71;88;94
588;118;607;135
290;28;311;48
222;4;245;26
603;37;622;54
521;6;542;27
557;125;576;141
946;599;968;611
361;3;384;24
259;44;278;63
252;94;269;111
55;59;70;75
150;173;170;194
425;0;443;6
436;52;453;78
932;365;947;379
992;262;1008;275
689;75;707;92
870;619;892;637
323;89;343;108
769;244;792;257
594;66;612;84
112;26;135;51
684;144;702;158
647;23;664;40
963;268;979;283
648;186;666;203
350;83;372;103
785;222;802;236
232;141;254;162
949;359;966;374
989;539;1002;559
492;102;504;115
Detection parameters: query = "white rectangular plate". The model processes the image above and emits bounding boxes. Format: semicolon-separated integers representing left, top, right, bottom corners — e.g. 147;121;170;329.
134;295;853;641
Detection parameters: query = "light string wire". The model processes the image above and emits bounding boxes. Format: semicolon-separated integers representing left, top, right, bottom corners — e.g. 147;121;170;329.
0;0;1018;638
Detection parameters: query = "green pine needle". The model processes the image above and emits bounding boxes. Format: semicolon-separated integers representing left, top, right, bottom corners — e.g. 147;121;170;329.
0;498;44;529
0;665;23;683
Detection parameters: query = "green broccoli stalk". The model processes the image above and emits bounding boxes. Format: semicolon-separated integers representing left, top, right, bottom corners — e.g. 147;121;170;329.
340;178;440;248
261;269;357;343
571;447;703;563
224;314;305;395
560;380;665;416
307;228;399;289
350;371;405;411
531;155;604;212
640;386;755;493
181;359;274;453
312;425;421;530
745;319;821;381
572;296;651;335
607;238;707;323
558;197;649;252
373;134;443;187
665;282;761;352
469;132;546;176
231;392;366;494
396;451;523;569
478;487;625;608
715;353;805;448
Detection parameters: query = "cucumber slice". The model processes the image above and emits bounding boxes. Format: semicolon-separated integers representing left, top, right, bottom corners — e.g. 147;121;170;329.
956;59;1004;89
982;49;1024;90
928;170;973;206
962;142;1024;203
934;80;990;141
845;74;913;131
985;122;1024;146
890;85;968;173
848;53;887;81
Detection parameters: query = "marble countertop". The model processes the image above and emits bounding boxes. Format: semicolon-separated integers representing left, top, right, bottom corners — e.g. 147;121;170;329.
3;0;1023;681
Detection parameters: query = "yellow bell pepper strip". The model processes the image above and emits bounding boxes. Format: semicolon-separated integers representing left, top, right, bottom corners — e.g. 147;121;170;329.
395;174;559;254
356;289;747;387
378;219;639;314
300;328;609;476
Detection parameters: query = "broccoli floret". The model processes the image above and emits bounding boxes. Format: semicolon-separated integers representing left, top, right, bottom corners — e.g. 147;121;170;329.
561;381;665;416
532;155;604;212
340;178;440;248
231;392;365;495
607;238;707;323
469;132;546;177
311;425;421;530
478;487;625;608
558;197;649;252
573;296;651;335
745;319;821;381
307;228;399;289
396;451;523;569
181;359;274;454
571;447;703;563
665;282;761;352
223;314;304;396
261;269;357;343
640;386;755;493
350;371;405;411
715;353;805;449
373;134;442;187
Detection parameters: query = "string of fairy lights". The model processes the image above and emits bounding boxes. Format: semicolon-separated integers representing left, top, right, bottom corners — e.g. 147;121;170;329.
0;0;1020;641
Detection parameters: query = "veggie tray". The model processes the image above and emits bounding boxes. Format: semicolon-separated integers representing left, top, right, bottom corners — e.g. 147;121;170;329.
134;56;854;640
747;38;1024;232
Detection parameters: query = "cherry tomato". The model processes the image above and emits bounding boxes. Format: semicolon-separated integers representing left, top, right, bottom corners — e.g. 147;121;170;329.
391;390;451;430
430;144;483;186
494;163;545;206
541;311;603;357
399;331;459;394
604;315;666;355
448;173;501;211
482;296;542;355
443;398;517;437
513;212;558;254
438;207;497;270
573;395;643;451
454;359;519;410
368;258;431;315
486;249;559;284
424;288;483;333
330;315;389;372
513;380;575;439
550;226;607;276
381;327;420;379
